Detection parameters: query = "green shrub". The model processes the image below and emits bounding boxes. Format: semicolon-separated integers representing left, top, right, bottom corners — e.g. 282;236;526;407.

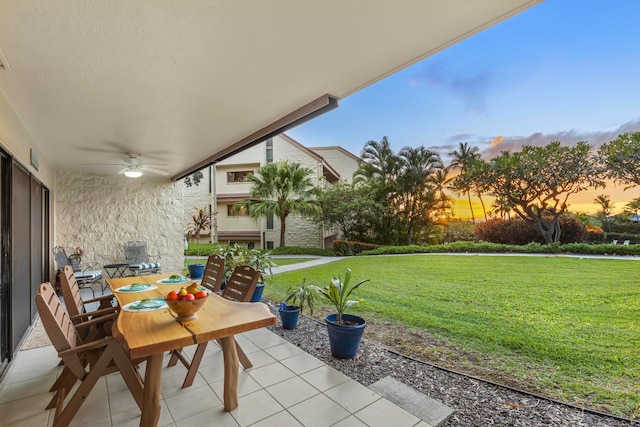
333;240;381;256
473;216;586;245
270;246;336;256
474;219;537;245
184;243;220;256
359;241;640;256
443;219;477;243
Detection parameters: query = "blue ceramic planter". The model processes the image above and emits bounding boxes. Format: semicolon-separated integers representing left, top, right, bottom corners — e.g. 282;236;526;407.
325;314;366;359
279;305;300;329
250;283;265;302
187;263;205;279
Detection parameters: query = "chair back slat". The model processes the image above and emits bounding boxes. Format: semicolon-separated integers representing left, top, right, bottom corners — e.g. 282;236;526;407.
124;241;149;264
60;265;86;318
35;283;78;353
221;265;259;302
200;254;225;293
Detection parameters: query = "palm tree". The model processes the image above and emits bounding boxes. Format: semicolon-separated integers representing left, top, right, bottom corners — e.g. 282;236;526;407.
236;160;320;247
624;197;640;222
449;142;482;222
353;137;398;186
490;196;514;219
593;194;613;232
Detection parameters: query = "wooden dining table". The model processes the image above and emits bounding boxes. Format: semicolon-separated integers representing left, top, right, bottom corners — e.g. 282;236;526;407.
107;273;276;427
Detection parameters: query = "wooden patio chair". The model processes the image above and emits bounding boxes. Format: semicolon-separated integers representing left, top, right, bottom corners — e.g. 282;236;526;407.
168;265;259;388
199;254;225;293
123;240;161;276
59;265;118;339
35;282;143;427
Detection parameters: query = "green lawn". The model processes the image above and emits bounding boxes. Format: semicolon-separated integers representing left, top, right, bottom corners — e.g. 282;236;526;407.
264;255;640;417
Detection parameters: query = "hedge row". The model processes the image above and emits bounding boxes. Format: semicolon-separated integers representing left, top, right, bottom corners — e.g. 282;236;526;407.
270;246;336;256
359;241;640;256
332;240;381;256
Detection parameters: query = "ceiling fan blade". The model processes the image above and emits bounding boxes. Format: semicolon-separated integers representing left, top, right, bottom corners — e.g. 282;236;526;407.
117;167;129;174
142;167;170;176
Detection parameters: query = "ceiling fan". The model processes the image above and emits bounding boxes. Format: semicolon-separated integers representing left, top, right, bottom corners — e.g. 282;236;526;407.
84;153;170;178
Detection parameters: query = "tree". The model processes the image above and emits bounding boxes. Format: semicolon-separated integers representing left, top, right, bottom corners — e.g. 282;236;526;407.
353;137;399;244
236;160;320;247
186;207;217;256
468;141;603;244
352;138;448;245
597;131;640;188
624;197;640;220
593;194;613;232
394;146;445;244
449;142;485;222
315;182;382;241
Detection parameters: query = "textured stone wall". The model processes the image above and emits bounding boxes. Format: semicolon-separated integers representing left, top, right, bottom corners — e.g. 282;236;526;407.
54;170;184;275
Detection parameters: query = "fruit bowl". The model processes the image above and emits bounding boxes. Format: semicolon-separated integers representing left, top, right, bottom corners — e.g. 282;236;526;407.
165;293;208;321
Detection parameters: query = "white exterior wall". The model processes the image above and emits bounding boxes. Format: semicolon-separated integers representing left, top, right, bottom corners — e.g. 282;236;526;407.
310;147;360;184
183;166;215;242
55;170;184;273
218;202;258;230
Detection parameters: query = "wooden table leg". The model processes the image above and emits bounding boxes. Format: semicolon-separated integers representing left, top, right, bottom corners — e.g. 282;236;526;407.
219;336;239;411
141;353;163;427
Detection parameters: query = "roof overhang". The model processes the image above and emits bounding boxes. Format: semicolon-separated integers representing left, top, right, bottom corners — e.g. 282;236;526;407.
0;1;542;179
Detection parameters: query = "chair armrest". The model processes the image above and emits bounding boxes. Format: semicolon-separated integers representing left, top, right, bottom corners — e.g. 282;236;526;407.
148;254;162;262
71;312;118;330
70;307;118;322
81;261;101;271
83;294;115;305
58;336;116;356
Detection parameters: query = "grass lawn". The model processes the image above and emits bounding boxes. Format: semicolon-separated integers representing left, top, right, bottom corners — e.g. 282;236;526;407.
264;254;640;417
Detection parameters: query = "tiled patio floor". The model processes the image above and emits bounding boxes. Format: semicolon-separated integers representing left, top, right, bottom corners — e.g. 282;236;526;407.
0;327;431;427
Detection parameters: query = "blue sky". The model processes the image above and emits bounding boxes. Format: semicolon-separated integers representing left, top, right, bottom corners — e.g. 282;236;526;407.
288;0;640;214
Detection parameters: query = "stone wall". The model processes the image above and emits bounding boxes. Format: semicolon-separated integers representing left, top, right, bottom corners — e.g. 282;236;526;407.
54;170;185;275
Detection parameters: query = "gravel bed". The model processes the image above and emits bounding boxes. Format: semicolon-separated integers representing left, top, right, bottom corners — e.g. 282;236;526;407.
265;303;633;427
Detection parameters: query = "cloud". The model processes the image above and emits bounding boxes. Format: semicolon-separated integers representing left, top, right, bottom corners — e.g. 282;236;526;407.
410;61;493;113
478;118;640;159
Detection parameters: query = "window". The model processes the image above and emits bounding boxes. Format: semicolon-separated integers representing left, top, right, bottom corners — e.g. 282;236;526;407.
266;138;273;163
247;242;255;249
227;205;248;216
266;213;274;229
227;170;253;183
266;241;274;249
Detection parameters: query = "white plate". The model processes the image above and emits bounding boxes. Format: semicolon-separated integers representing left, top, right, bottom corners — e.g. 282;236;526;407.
115;284;158;293
156;277;190;284
122;298;168;312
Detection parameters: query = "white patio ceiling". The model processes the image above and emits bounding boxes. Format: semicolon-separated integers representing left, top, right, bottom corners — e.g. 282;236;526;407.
0;1;542;180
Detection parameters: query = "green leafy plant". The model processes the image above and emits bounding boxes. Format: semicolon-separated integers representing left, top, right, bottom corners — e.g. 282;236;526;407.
186;207;217;257
285;278;321;315
319;268;369;325
218;244;276;283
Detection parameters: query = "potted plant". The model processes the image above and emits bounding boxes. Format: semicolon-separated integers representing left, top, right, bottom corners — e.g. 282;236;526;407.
319;268;369;359
247;248;276;302
186;207;216;279
68;246;85;272
279;278;320;329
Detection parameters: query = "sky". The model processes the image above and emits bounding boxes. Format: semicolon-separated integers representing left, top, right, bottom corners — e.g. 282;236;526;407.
288;0;640;216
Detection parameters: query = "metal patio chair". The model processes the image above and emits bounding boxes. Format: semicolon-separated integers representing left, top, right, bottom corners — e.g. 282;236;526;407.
123;240;161;276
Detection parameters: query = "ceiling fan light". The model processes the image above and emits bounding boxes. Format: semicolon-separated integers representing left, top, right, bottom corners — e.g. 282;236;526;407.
124;168;142;178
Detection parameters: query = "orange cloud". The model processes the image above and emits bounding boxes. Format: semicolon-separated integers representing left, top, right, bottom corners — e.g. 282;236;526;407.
490;135;505;148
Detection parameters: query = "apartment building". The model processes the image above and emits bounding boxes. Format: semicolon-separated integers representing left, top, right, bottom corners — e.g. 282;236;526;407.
183;134;360;249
